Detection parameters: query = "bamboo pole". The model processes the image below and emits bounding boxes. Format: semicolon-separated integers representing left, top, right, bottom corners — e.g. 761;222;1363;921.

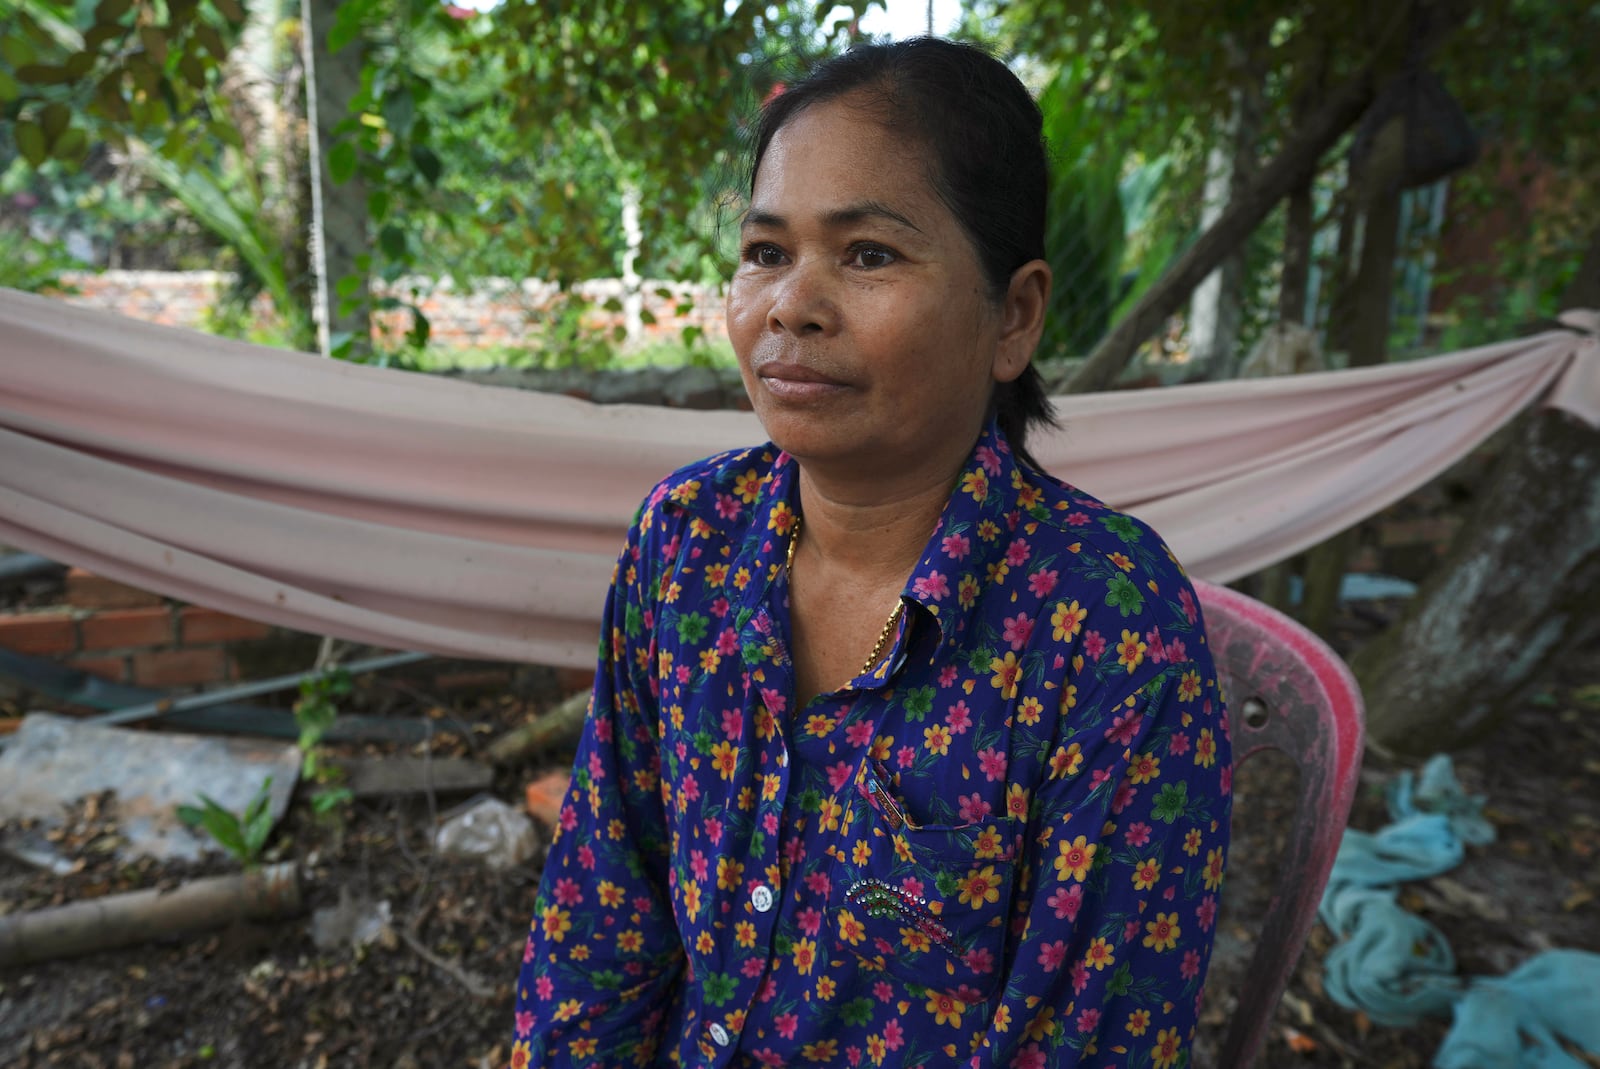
0;862;302;966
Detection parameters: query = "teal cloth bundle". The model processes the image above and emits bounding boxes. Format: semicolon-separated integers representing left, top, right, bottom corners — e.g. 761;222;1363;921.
1318;756;1600;1068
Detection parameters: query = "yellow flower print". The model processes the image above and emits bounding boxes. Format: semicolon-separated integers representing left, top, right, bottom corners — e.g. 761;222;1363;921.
852;839;872;866
816;975;836;1000
688;517;714;540
986;560;1010;585
1132;857;1162;890
710;741;738;780
1195;727;1218;768
1178;669;1202;702
1126;1008;1150;1036
961;469;989;501
1184;828;1204;856
989;652;1022;699
957;865;1003;909
1117;629;1147;672
867;1035;887;1064
733;566;752;589
1107;551;1135;572
1049;742;1083;780
668;479;701;506
974;825;1006;859
540;906;572;943
1128;751;1161;785
733;468;764;503
1024;1006;1058;1043
1152;1027;1183;1069
663;581;683;603
870;734;894;761
681;882;702;919
1143;911;1181;951
924;722;953;755
838;909;866;945
699;648;721;673
717;856;744;891
1204;847;1226;891
900;926;932;953
704;562;729;586
801;1038;837;1062
554;998;582;1022
1018;696;1043;725
1058;683;1078;715
569;1038;597;1059
820;797;843;831
926;992;967;1027
1051;600;1087;641
735;920;757;948
793;937;817;975
597;880;625;907
1006;782;1031;821
958;574;981;608
1084;937;1115;970
696;931;715;954
1054;835;1096;881
767;501;796;534
977;519;1000;541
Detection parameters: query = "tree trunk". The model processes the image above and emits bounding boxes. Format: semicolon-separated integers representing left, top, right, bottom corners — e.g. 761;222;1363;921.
301;0;369;357
1064;67;1378;394
1355;226;1600;756
1189;79;1264;380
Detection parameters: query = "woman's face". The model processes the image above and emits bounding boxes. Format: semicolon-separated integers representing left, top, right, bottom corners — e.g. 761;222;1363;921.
727;97;1031;481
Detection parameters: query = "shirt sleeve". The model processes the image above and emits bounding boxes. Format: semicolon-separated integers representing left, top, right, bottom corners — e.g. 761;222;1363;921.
976;657;1232;1068
511;500;685;1069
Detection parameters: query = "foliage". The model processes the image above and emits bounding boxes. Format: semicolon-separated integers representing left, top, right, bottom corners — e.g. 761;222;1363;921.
0;219;83;292
176;775;276;867
294;666;353;816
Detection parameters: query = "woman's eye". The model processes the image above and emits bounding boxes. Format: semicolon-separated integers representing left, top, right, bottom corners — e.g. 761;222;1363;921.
851;245;896;269
745;243;786;267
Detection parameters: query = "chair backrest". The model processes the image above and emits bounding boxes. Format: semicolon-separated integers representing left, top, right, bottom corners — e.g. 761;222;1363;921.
1191;578;1365;1069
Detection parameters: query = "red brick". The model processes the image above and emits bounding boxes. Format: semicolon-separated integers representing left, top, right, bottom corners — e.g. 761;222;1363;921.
0;612;78;655
555;668;595;695
178;607;272;644
131;647;228;687
65;568;165;610
0;718;21;736
525;769;573;828
68;655;129;682
79;607;174;650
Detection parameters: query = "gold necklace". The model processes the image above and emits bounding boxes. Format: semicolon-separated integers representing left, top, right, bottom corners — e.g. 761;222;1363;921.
786;515;906;679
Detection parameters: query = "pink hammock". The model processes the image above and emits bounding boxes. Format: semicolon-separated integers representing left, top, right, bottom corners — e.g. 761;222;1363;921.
1;288;1595;669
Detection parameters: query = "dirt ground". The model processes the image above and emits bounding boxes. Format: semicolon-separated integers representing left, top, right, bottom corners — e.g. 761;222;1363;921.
2;606;1597;1069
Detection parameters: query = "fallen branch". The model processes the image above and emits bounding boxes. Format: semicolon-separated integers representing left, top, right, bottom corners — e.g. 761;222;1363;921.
485;690;589;766
0;862;302;966
398;924;496;1000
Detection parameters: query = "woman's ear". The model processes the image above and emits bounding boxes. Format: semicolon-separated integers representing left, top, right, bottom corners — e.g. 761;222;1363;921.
991;259;1052;383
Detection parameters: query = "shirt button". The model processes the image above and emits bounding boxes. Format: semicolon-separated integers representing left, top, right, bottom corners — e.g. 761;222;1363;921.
751;884;774;913
709;1023;731;1047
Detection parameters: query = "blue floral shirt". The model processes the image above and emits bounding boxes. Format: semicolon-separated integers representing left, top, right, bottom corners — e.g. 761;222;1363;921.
512;424;1232;1069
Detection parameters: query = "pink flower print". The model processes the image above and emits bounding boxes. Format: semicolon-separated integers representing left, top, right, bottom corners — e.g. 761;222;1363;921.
775;1013;799;1039
1011;1044;1046;1069
1165;636;1186;663
1125;821;1153;848
961;946;995;974
1065;511;1090;526
874;980;895;1002
1046;883;1083;921
1124;918;1141;943
1036;940;1068;971
1111;781;1137;815
1075;1007;1101;1033
703;816;723;845
689;850;708;882
721;707;743;740
1168;731;1191;756
978;747;1009;782
524;937;537;965
1002;613;1034;650
1196;895;1217;931
1027;568;1059;597
1221;765;1233;795
804;871;831;895
938;665;960;688
883;1019;905;1050
715;493;741;520
1105;709;1145;746
1181;948;1202;980
975;444;1003;474
1179;586;1198;623
535;974;553;999
1089;767;1113;790
827;760;854;791
900;877;925;899
897;745;917;769
846;719;874;746
576;844;594;869
1070;960;1090;995
743;957;766;977
763;811;780;835
1083;630;1107;659
941;532;971;560
760;687;786;715
913;570;951;601
946;701;973;734
553;878;584;906
798;906;822;936
717;628;739;656
561;805;579;833
1146;627;1166;664
1005;538;1031;567
958;792;992;823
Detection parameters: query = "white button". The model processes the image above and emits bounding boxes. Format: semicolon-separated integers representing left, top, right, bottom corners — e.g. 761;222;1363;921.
751;884;774;913
709;1023;730;1047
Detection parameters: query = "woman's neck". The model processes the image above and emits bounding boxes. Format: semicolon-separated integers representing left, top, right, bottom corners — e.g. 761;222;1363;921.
791;459;960;584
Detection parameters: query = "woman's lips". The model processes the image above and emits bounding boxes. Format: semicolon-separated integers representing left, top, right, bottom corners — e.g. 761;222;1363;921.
756;361;848;400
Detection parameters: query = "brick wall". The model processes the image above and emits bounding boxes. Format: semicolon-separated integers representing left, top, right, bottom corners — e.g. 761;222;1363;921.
54;271;728;351
0;569;274;689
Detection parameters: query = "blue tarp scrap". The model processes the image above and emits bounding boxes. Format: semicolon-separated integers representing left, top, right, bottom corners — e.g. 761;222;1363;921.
1317;755;1600;1069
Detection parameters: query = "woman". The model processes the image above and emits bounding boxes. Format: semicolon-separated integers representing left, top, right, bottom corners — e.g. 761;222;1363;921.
513;38;1231;1069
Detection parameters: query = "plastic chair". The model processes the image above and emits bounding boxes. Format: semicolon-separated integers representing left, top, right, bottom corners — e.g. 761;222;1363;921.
1191;578;1366;1069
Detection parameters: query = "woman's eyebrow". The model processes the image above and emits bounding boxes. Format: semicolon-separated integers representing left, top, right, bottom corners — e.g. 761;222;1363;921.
741;201;923;234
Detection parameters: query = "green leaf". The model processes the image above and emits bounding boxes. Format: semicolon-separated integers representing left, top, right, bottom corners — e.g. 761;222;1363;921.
52;127;89;166
15;121;47;167
379;223;407;259
327;140;358;185
39;101;70;142
213;0;246;23
138;25;168;64
410;144;441;185
0;68;18;103
0;34;34;70
367;189;390;223
178;51;207;90
16;63;72;85
95;0;134;23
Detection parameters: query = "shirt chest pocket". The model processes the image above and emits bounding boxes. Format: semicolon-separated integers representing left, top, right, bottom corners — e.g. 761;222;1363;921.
823;760;1016;1005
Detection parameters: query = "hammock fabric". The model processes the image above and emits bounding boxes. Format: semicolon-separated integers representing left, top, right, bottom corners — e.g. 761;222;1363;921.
1;288;1595;669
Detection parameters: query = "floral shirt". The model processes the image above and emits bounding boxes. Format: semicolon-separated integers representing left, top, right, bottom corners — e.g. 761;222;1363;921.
512;423;1232;1069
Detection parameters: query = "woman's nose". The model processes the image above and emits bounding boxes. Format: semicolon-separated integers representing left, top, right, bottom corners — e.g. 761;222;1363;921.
766;261;838;336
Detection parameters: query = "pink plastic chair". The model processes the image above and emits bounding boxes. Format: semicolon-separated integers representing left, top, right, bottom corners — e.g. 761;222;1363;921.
1191;578;1365;1069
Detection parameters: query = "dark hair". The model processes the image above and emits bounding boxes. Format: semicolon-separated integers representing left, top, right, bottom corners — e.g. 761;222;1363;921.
749;37;1057;470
